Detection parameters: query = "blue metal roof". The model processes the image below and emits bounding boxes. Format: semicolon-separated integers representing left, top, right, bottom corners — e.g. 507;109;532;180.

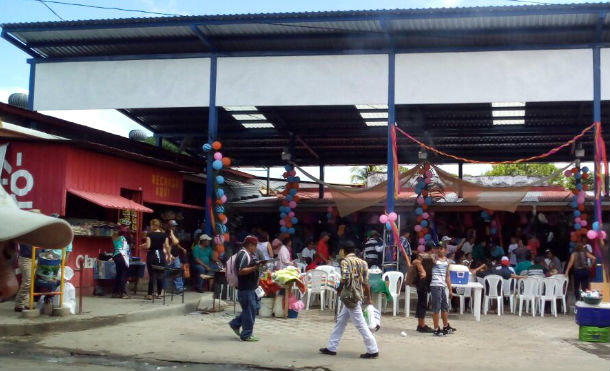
2;3;608;58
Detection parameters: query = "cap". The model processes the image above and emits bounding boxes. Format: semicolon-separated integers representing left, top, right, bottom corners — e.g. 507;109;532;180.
442;236;452;242
271;238;282;248
370;230;380;237
199;234;212;241
243;235;259;246
168;220;178;227
320;231;330;238
544;249;551;253
0;185;72;249
501;256;510;266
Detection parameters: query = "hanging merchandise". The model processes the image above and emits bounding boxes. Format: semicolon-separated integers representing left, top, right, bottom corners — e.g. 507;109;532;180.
279;164;300;235
203;141;231;244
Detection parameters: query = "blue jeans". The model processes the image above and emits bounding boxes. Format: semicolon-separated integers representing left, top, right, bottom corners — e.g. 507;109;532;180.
167;257;184;291
194;264;207;290
229;290;257;340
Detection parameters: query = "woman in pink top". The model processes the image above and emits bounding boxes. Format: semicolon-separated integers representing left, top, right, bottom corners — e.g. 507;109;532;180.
273;238;295;270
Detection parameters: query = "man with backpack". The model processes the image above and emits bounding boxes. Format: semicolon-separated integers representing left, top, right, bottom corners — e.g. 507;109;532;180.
319;241;379;359
228;235;265;342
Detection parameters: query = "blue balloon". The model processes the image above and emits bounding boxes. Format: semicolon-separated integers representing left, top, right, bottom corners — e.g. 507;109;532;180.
216;175;225;184
280;212;287;219
216;188;224;198
582;166;589;174
576;183;583;191
280;226;288;233
425;197;433;205
212;160;223;170
203;143;212;152
421;220;429;228
574;223;581;230
326;213;332;219
575;173;581;180
574;210;581;217
286;195;293;201
593;221;600;231
285;164;293;171
571;200;578;208
414;187;422;195
424;234;431;241
284;206;291;213
417;180;426;189
291;217;298;224
288;227;295;234
215;206;224;213
294;177;300;182
481;211;488;219
415;208;423;215
289;189;297;196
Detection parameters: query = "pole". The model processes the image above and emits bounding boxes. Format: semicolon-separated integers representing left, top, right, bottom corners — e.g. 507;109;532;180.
78;266;83;314
319;163;325;199
266;167;270;196
458;162;464;198
386;51;396;214
205;56;218;236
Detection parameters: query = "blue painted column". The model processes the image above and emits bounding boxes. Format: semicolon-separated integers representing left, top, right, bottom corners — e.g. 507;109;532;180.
28;62;36;110
386;51;396;213
205;56;218;235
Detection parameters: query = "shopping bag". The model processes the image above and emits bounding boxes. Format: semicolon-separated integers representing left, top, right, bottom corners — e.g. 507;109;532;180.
363;304;381;332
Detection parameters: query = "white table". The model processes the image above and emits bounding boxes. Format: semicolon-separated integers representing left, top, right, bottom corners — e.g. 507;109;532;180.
404;282;484;322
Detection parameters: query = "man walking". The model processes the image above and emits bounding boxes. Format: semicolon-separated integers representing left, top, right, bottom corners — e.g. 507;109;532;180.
14;243;34;311
229;235;264;342
320;241;379;359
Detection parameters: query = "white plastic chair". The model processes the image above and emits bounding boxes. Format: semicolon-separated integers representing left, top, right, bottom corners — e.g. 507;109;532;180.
453;273;474;314
517;278;538;317
305;270;328;311
378;271;404;316
538;278;558;317
325;271;340;310
483;275;504;316
551;275;569;314
296;262;307;273
315;265;336;276
502;278;517;314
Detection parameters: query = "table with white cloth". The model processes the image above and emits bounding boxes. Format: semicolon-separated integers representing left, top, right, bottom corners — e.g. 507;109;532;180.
404;282;484;322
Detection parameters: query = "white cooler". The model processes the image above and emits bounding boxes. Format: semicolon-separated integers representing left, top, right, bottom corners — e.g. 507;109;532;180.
449;264;470;284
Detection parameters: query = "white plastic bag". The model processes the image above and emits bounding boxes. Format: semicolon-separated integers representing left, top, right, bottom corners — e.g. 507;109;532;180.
51;282;76;314
363;304;381;332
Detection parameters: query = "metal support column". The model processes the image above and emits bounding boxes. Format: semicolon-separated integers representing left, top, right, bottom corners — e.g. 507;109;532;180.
266;167;271;197
593;13;603;212
386;51;396;214
319;163;325;199
458;162;464;198
205;56;218;236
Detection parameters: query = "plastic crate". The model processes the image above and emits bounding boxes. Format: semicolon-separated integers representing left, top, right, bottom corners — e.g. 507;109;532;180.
579;326;610;343
449;265;470;284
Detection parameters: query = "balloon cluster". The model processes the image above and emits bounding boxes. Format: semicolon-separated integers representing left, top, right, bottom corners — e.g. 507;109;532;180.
378;211;398;231
414;164;435;251
326;206;338;224
203;141;230;242
480;210;498;236
279;164;300;235
565;166;604;243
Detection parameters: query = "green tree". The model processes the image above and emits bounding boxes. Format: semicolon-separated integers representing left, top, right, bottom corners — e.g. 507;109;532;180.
484;163;565;186
144;137;188;154
349;165;385;184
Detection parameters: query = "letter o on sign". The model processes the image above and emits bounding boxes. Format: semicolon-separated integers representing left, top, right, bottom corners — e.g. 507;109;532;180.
10;169;34;197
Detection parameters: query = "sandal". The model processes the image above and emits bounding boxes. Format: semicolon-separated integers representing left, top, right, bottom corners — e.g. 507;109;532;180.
145;295;153;300
121;294;130;299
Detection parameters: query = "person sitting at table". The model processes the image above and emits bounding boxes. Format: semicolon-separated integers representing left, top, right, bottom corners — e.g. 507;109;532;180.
192;234;215;293
470;259;492;278
495;256;526;280
514;251;533;275
525;256;548;277
301;239;316;265
274;237;296;271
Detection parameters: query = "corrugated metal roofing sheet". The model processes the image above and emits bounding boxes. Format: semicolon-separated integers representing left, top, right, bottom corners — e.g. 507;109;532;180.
68;189;154;213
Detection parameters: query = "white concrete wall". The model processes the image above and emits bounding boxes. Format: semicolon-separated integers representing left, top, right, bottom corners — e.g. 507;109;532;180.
33;58;211;110
602;48;610;101
216;55;388;106
395;49;594;104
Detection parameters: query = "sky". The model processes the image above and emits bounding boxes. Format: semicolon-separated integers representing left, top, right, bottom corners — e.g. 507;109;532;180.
0;0;597;183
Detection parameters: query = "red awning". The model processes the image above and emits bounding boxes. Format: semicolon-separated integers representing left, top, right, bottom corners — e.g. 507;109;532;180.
68;189;153;213
144;199;205;210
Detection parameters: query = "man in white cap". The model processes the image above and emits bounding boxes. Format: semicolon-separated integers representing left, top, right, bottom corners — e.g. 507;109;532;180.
0;185;73;303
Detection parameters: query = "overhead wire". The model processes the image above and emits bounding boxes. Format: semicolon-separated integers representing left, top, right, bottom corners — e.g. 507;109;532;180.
29;0;187;17
36;0;64;20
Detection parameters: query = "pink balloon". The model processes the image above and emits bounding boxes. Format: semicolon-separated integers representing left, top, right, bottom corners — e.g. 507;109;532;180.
221;195;227;203
601;231;607;239
575;217;582;224
414;225;422;232
213;152;223;160
288;211;295;218
289;170;297;177
222;217;228;225
564;170;572;177
424;178;432;184
587;230;598;240
417;245;425;253
425;171;433;178
327;206;333;212
422;212;429;220
289;201;297;208
279;220;286;226
490;220;497;227
388;212;398;222
379;214;388;224
419;238;425;245
581;220;588;227
417;197;425;205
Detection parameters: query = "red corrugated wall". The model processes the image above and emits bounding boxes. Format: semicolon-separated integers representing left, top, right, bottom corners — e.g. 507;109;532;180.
0;141;68;215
